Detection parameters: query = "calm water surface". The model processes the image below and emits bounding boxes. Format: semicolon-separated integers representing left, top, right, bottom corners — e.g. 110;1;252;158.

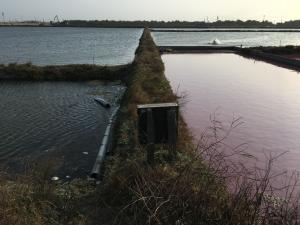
153;31;300;46
0;81;124;177
0;27;142;65
163;54;300;172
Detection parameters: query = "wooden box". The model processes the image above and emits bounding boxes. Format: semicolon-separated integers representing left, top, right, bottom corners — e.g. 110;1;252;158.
137;103;178;145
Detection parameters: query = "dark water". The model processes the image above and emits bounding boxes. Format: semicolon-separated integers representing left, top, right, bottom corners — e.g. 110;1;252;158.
163;53;300;172
0;81;124;178
0;27;142;65
153;31;300;47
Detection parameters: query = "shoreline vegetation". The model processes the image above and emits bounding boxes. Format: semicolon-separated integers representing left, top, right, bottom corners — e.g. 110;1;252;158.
53;19;300;28
1;28;300;224
0;63;130;81
1;19;300;28
248;45;300;55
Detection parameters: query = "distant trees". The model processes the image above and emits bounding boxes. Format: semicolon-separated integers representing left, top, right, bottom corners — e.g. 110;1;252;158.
51;19;300;28
277;20;300;28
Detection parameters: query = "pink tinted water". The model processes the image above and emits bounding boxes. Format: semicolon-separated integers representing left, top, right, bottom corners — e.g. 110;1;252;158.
163;53;300;172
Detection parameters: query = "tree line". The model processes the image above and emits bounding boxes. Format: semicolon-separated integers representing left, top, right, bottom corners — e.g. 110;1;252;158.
51;19;300;28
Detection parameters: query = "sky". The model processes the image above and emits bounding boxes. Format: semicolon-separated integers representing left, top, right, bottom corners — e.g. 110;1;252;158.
1;0;300;22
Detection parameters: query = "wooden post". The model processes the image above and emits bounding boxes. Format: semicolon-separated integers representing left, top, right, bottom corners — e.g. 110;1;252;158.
167;108;177;158
137;103;179;163
146;108;155;163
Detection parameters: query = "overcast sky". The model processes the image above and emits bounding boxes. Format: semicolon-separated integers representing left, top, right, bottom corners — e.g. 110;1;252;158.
1;0;300;22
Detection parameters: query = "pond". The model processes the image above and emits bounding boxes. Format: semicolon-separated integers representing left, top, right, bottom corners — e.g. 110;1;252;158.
153;30;300;47
163;53;300;172
0;81;124;178
0;27;142;65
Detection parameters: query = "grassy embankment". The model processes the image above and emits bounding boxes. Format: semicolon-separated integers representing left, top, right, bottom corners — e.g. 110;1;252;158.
94;29;300;225
1;28;299;225
89;29;258;224
91;28;230;224
0;63;130;81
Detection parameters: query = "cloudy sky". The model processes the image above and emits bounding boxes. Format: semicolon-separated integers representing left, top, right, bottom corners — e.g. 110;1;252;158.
1;0;300;22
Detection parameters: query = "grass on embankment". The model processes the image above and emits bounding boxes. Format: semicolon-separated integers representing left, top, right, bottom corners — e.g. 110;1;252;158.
0;63;130;81
92;29;248;224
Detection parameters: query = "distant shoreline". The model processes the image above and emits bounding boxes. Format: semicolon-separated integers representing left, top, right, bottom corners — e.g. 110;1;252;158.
2;25;300;31
151;29;300;32
1;19;300;29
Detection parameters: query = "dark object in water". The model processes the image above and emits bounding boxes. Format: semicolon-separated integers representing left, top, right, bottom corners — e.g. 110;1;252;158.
94;97;111;108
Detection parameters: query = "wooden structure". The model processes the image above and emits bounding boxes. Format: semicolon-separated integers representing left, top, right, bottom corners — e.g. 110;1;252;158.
137;103;179;146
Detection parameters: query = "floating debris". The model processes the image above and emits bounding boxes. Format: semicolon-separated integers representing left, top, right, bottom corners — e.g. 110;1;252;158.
82;152;89;155
66;175;71;179
94;97;111;108
51;176;59;181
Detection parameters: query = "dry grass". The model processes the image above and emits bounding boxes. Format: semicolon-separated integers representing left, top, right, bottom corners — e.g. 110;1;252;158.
100;117;300;225
0;161;94;225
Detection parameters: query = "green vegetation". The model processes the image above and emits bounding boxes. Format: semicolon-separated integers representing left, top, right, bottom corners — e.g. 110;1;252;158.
0;63;130;81
53;19;300;28
1;28;300;225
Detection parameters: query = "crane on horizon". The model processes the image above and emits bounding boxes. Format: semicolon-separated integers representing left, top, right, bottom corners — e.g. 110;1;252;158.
53;15;60;23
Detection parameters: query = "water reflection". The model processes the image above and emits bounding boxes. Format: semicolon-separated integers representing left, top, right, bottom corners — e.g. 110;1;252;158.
163;53;300;172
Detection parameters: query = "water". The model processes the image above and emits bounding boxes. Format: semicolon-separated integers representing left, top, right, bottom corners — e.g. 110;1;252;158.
163;53;300;172
0;81;124;177
153;31;300;47
0;27;142;65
